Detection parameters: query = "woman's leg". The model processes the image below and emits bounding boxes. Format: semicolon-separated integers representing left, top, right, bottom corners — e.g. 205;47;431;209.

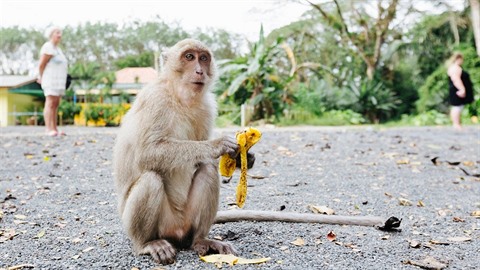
44;95;61;135
450;105;463;130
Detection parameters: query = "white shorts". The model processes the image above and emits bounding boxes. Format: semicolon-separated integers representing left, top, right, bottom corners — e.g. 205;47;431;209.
43;88;65;97
451;105;464;113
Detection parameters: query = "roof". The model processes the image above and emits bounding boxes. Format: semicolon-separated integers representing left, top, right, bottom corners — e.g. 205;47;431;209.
115;67;158;84
0;75;37;88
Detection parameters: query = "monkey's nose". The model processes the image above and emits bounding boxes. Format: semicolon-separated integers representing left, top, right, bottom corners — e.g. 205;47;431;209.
196;70;203;75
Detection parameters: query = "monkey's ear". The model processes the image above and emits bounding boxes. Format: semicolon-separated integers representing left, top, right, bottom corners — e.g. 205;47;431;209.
161;51;168;63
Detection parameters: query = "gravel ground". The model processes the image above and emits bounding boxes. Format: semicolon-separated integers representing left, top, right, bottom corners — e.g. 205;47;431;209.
0;125;479;270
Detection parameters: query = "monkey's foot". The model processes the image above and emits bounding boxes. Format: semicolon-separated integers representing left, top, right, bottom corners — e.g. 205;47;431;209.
140;239;177;264
193;239;237;256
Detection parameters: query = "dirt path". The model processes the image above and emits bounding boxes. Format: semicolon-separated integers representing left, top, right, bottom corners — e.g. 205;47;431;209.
1;125;479;269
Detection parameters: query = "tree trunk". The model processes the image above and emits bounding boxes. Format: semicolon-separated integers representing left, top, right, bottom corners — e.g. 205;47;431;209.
471;0;480;57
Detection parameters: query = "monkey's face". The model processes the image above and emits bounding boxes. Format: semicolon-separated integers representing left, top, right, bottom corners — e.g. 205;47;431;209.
178;49;213;91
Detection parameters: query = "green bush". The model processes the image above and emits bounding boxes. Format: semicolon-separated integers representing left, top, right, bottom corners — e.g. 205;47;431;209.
58;100;81;123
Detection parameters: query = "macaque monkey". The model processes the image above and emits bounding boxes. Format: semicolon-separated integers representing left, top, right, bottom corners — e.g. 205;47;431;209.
113;39;394;265
113;39;238;264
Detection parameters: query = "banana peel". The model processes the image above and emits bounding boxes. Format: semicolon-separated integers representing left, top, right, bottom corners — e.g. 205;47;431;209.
219;127;262;208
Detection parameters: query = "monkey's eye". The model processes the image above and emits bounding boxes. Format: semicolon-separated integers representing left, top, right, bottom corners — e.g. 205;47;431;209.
185;53;194;61
200;55;208;62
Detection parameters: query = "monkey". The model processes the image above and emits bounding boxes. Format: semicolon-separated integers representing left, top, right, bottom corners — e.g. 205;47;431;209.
113;38;396;265
113;38;239;264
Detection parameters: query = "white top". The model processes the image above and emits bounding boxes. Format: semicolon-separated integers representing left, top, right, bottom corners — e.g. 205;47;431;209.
40;41;68;90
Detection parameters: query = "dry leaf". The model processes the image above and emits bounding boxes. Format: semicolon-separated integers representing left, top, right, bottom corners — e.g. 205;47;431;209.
43;156;51;162
381;235;390;240
396;159;409;165
471;211;480;217
447;236;471;242
308;205;335;215
14;214;27;220
200;254;270;267
290;237;305;246
5;264;35;270
429;240;449;245
82;247;94;252
326;231;336;242
404;256;448;269
72;237;82;243
0;210;3;220
409;240;421;248
35;229;46;239
417;200;425;207
24;154;34;159
462;161;474;167
452;217;465;222
399;198;412;206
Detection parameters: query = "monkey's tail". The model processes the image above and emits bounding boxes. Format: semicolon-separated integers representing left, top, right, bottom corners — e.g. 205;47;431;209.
215;210;385;227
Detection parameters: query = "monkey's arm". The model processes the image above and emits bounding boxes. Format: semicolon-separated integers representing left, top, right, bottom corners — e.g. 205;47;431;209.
215;210;384;227
137;137;236;171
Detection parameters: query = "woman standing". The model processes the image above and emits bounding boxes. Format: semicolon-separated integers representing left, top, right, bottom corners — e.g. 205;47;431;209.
37;26;68;136
447;52;474;130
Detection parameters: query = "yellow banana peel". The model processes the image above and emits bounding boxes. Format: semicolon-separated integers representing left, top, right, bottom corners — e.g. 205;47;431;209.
219;127;262;208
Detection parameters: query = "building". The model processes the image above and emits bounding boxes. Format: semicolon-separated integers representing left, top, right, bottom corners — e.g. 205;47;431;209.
74;67;158;103
0;75;43;127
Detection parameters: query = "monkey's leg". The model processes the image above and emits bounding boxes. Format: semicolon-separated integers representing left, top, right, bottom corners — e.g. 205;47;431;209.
122;172;177;264
185;162;236;256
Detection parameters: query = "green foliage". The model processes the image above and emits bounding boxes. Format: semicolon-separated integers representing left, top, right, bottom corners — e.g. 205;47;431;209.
83;104;127;126
58;101;81;123
347;78;400;123
279;109;365;126
397;110;451;126
217;26;292;122
114;52;154;69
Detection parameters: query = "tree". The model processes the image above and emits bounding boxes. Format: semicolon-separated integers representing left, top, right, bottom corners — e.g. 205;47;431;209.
305;0;399;80
471;0;480;56
217;26;292;121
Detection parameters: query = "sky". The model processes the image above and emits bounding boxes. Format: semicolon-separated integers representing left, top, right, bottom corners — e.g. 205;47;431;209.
0;0;310;41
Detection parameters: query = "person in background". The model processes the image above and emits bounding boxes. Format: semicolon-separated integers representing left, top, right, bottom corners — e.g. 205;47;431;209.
447;52;474;130
37;26;68;136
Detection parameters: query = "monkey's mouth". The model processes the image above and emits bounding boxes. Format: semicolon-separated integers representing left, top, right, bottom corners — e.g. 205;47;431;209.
192;82;205;85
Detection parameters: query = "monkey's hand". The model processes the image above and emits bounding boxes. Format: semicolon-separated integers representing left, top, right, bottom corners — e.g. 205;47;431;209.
211;136;238;159
235;152;255;169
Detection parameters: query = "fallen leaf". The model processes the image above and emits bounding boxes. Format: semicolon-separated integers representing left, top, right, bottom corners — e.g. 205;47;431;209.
381;235;390;240
409;240;421;248
0;210;3;220
429;240;449;245
462;161;474;167
308;205;335;215
326;231;336;242
72;237;82;243
399;198;412;206
417;200;425;207
396;159;409;165
452;217;465;222
471;211;480;217
43;156;51;162
5;264;35;270
291;237;305;246
34;229;46;239
82;246;94;252
447;236;471;242
14;214;27;220
384;192;393;198
200;254;270;267
404;256;448;269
